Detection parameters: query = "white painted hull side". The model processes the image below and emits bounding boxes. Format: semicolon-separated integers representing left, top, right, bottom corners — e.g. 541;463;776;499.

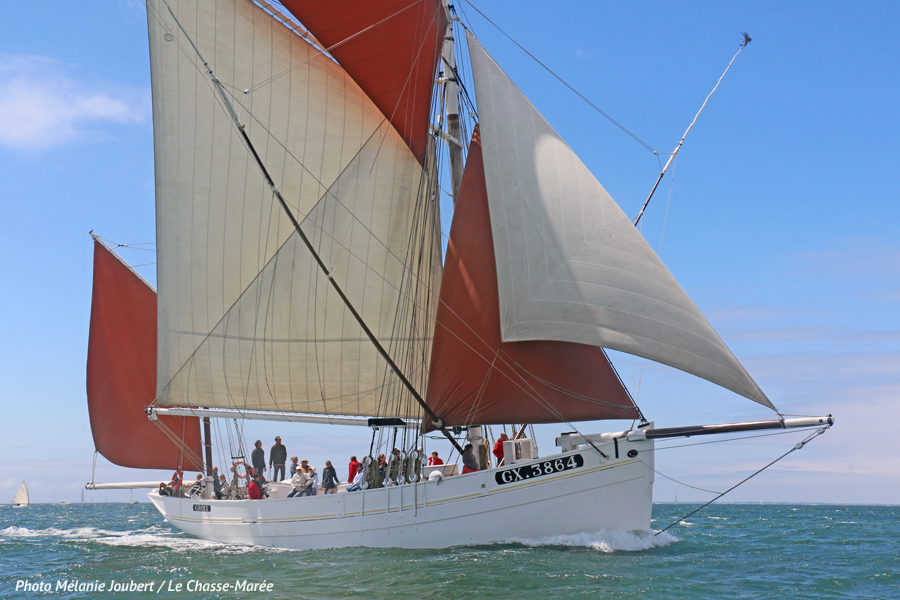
148;438;654;550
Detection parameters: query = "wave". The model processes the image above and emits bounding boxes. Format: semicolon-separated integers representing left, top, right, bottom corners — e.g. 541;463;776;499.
506;529;677;552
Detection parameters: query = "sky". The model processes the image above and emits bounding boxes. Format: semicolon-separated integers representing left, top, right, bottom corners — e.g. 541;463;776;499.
1;1;897;507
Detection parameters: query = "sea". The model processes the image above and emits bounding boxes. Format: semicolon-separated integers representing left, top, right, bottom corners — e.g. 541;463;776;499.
1;503;896;599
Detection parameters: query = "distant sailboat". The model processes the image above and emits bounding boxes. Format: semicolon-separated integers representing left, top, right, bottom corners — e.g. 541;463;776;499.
12;482;29;507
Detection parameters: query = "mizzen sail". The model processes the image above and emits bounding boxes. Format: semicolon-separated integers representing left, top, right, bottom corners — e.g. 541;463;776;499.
467;32;773;410
86;239;203;470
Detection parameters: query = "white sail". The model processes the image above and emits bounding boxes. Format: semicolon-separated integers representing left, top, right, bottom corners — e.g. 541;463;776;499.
12;482;28;506
466;32;772;409
148;0;441;416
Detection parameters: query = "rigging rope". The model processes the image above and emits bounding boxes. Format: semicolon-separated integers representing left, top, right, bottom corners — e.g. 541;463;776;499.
461;1;655;154
633;33;752;227
654;426;829;535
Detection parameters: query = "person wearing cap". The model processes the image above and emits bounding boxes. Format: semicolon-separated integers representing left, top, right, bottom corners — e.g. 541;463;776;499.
251;440;266;481
304;461;318;496
288;460;314;497
270;436;287;481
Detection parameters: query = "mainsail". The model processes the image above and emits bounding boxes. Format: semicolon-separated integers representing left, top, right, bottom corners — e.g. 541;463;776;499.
464;32;773;410
86;239;203;470
12;482;28;506
148;0;443;419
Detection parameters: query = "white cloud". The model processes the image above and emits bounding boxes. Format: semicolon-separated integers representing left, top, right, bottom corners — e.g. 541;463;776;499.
0;53;149;151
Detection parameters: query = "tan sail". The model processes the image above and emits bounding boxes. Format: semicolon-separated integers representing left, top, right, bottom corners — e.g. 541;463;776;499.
148;0;442;417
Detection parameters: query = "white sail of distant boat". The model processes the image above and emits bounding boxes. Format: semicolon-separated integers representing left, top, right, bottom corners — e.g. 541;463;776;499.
12;482;28;507
84;0;831;549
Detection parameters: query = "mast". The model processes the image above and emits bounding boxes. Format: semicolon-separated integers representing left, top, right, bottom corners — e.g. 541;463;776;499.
203;416;213;476
441;3;464;204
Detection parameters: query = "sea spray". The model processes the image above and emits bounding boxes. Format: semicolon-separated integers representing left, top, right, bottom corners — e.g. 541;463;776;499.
508;528;677;552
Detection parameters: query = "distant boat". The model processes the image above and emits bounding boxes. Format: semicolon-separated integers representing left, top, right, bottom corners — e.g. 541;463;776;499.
129;490;139;505
12;482;29;507
56;500;70;506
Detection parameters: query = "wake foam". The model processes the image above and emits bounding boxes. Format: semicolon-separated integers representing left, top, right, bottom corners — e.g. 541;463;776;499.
0;525;287;554
507;529;677;552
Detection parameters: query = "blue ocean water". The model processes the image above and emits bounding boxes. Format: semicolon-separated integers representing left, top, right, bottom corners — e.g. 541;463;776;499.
1;503;896;599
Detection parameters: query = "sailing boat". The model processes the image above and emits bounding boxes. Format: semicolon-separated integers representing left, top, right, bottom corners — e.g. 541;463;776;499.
12;482;29;507
85;0;831;549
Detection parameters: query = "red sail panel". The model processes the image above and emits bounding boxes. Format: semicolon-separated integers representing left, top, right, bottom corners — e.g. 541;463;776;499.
281;0;445;165
86;240;203;470
425;128;638;430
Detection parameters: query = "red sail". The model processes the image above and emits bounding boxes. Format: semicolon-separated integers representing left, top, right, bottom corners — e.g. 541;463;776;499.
281;0;445;165
425;128;639;430
86;240;202;470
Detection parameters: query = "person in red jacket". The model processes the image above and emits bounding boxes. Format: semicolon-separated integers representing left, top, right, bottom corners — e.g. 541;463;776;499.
493;432;509;467
348;456;360;483
247;469;263;500
428;451;444;466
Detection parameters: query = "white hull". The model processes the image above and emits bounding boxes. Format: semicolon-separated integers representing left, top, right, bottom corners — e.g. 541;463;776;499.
149;438;654;549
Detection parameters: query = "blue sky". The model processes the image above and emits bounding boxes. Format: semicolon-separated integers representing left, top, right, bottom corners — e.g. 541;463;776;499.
1;1;897;506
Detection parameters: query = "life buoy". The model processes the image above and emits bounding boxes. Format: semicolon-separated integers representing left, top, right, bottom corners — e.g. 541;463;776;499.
231;460;249;480
170;469;183;491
